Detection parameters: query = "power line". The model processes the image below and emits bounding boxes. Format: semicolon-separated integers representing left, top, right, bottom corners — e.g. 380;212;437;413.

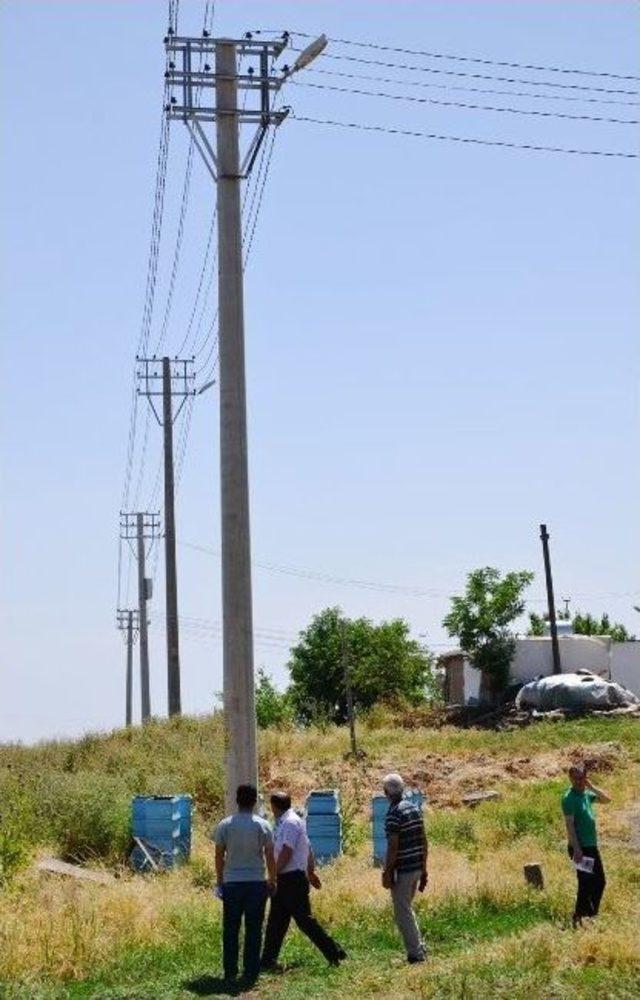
152;138;196;356
293;48;640;98
307;67;640;109
292;79;640;126
291;113;639;159
287;31;640;83
180;539;445;596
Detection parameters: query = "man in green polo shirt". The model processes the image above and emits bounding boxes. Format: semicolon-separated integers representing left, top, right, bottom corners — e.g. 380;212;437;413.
561;764;611;927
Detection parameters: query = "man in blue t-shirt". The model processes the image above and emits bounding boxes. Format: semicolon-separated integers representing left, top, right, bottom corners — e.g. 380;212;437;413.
561;764;611;927
213;784;276;984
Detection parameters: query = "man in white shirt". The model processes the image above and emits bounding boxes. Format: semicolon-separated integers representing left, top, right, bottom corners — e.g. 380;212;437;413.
261;791;346;971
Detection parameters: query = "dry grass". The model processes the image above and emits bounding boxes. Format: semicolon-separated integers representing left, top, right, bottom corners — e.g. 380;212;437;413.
1;713;639;997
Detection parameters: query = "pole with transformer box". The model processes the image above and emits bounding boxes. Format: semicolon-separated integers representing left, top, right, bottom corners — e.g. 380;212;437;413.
137;356;195;716
163;30;327;808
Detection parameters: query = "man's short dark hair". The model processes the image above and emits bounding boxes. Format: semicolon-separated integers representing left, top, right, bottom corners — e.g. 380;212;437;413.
236;784;258;809
270;791;291;813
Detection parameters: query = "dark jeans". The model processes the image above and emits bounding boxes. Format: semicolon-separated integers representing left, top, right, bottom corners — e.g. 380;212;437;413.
262;869;342;965
568;845;606;922
222;880;268;979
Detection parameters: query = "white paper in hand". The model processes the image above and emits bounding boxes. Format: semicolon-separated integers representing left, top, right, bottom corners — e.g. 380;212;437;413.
574;856;595;874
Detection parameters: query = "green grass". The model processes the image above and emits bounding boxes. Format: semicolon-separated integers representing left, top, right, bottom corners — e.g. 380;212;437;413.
1;712;638;999
0;891;562;999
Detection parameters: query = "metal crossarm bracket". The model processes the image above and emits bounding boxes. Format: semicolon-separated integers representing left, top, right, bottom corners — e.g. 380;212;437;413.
136;357;196;425
164;34;290;181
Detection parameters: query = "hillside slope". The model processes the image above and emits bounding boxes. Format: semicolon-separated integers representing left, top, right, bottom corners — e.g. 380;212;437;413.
1;713;639;998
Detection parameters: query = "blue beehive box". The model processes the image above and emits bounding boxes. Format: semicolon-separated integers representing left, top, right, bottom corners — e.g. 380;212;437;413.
371;790;425;866
305;789;342;864
130;795;192;872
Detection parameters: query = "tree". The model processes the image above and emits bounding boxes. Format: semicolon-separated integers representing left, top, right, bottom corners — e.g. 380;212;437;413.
572;612;633;642
287;607;434;724
528;611;633;642
443;567;534;701
255;670;294;729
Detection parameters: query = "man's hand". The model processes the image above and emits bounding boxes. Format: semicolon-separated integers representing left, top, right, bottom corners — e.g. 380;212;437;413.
573;847;584;865
309;871;322;890
419;870;428;893
382;868;394;890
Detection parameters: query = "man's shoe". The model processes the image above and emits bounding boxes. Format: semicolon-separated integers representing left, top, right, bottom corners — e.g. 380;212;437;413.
260;960;285;973
328;949;348;966
408;954;426;964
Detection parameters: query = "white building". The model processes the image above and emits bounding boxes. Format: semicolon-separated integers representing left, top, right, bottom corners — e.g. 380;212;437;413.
440;635;640;705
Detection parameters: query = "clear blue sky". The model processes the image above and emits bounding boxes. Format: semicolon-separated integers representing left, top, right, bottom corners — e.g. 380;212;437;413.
1;0;638;742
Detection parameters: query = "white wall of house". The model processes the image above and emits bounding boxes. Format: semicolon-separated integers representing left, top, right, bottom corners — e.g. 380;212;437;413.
444;636;640;704
463;660;481;704
610;642;640;696
510;636;611;683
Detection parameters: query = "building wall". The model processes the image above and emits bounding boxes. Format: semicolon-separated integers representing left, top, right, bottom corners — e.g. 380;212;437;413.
610;642;640;696
510;636;611;683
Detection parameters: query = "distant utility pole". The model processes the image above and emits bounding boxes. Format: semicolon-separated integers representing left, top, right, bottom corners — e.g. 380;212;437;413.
137;356;195;716
120;512;161;722
539;524;562;675
341;620;357;757
117;609;139;726
164;30;327;807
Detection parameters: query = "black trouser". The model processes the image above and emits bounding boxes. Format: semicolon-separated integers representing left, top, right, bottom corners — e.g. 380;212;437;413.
222;881;269;980
568;845;606;922
261;869;342;965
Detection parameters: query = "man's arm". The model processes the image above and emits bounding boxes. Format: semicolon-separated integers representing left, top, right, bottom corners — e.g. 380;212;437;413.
383;833;399;889
419;818;429;892
215;844;226;887
586;778;611;804
564;815;583;862
307;846;321;889
264;841;276;890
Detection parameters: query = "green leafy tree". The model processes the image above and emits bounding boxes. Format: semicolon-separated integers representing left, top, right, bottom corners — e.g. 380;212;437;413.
255;669;294;729
528;612;546;637
443;567;534;701
528;610;633;642
288;607;434;724
572;612;633;642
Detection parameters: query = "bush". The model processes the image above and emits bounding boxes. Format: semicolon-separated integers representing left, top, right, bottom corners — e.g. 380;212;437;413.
0;821;29;886
255;670;294;729
37;773;131;864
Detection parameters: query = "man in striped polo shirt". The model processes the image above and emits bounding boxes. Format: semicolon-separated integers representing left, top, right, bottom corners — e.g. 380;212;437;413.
382;773;428;963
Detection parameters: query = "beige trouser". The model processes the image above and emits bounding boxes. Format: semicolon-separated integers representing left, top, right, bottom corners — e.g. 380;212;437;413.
390;870;425;960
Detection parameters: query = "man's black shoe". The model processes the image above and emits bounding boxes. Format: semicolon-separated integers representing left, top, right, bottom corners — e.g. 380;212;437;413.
260;960;285;973
328;948;348;966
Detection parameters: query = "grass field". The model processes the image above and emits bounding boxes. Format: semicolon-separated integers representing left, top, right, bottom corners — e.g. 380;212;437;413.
1;712;639;999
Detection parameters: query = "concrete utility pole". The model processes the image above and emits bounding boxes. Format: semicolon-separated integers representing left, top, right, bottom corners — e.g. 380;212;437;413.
539;523;562;675
341;620;357;757
137;356;195;716
117;609;139;726
164;30;327;808
120;511;160;722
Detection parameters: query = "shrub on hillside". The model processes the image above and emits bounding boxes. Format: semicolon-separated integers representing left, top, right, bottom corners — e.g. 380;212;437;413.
255;670;295;729
37;773;131;863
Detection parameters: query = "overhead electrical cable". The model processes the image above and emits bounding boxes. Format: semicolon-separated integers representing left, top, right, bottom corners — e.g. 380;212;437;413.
292;79;640;125
291;113;639;159
308;67;640;109
291;48;640;98
287;31;640;83
152;138;196;356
